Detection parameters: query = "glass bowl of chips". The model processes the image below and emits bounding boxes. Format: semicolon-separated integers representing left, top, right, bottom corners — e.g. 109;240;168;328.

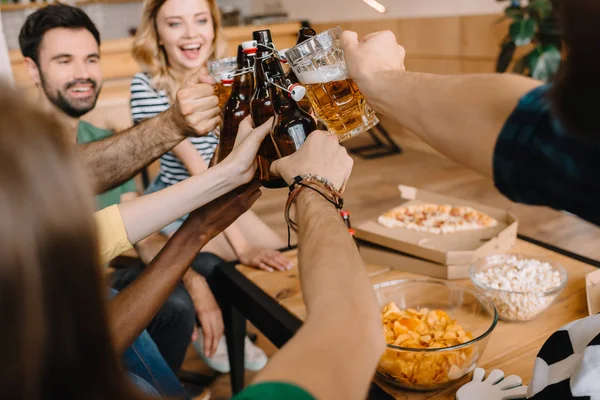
374;279;497;391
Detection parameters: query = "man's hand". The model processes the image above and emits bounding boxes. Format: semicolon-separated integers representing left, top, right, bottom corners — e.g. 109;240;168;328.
169;68;220;136
270;130;353;192
184;270;224;358
240;247;292;272
340;30;406;109
219;116;273;184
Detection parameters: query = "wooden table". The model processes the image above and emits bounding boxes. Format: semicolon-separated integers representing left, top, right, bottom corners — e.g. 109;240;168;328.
214;195;600;399
215;238;599;399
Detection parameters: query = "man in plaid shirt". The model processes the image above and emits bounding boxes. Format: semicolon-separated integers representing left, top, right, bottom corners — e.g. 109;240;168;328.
340;0;600;398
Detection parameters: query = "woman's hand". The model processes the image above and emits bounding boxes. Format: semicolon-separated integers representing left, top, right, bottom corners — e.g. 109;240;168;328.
239;247;293;272
218;116;273;184
184;271;224;357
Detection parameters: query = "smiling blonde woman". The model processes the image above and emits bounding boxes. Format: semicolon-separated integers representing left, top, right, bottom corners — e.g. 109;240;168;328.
130;0;291;374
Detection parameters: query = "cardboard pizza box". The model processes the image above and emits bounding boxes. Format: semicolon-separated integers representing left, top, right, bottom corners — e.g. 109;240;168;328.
586;269;600;316
358;240;471;280
354;185;519;266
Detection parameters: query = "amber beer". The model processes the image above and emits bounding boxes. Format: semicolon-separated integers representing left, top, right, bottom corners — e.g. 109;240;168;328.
214;45;254;163
208;57;237;108
215;80;233;109
286;26;379;142
303;73;374;137
250;29;287;189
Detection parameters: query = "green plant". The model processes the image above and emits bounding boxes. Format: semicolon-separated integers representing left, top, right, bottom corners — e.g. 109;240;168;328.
496;0;562;82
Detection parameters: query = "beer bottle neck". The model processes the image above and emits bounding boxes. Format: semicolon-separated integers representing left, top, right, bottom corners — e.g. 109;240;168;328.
270;76;299;115
231;70;253;100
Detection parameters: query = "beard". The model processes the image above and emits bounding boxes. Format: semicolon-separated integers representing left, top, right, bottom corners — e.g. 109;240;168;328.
39;72;101;118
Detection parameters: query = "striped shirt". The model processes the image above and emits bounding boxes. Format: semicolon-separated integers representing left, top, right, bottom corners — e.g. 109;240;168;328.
130;72;219;186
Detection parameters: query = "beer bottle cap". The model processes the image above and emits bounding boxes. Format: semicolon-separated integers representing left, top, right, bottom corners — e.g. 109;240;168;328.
220;72;234;86
241;40;258;56
278;48;289;63
288;83;306;102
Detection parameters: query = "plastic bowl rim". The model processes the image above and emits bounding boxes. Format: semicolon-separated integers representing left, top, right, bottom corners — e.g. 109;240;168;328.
374;278;499;353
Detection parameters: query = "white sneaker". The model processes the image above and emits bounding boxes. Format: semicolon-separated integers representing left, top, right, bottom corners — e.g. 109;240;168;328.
193;331;230;373
193;330;268;373
243;336;268;371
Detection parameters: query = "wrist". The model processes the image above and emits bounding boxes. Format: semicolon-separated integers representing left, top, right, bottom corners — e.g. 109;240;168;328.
162;106;194;140
212;160;247;189
296;188;335;208
358;69;401;115
182;269;204;288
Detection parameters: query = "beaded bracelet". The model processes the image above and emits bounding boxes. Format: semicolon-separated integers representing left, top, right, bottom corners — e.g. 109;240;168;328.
284;175;344;248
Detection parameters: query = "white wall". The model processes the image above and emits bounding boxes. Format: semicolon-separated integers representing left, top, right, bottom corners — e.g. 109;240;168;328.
281;0;505;23
0;11;13;85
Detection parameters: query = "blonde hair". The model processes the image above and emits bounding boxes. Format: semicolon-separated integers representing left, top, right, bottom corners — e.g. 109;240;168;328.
132;0;226;99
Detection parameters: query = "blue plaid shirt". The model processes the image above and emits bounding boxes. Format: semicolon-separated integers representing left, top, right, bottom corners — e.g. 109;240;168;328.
493;85;600;227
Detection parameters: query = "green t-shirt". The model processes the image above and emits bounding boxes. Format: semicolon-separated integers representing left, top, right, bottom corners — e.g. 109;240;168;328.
232;382;315;400
77;121;137;210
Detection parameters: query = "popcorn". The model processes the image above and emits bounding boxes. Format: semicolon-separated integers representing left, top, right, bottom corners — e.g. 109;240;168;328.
473;256;564;321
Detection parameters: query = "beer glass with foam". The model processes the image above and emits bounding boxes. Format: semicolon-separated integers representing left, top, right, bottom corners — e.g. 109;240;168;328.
286;26;379;142
208;56;237;109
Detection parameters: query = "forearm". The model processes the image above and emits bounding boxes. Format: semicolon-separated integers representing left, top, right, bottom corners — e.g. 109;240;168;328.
254;190;384;399
108;215;210;355
79;107;189;194
118;162;241;244
367;71;541;177
134;232;167;265
223;222;251;256
297;191;379;333
171;139;208;176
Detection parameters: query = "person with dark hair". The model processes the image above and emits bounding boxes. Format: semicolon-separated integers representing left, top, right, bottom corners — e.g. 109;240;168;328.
0;84;266;400
18;5;264;386
19;4;101;119
337;1;600;397
19;4;221;196
1;82;378;400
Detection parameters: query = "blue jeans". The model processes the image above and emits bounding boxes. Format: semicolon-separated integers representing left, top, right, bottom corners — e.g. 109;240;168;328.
145;174;188;235
127;372;160;396
123;330;190;399
109;289;190;399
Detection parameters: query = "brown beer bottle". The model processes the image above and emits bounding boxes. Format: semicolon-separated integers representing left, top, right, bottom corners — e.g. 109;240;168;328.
284;28;316;114
250;29;287;188
215;45;254;163
266;56;317;158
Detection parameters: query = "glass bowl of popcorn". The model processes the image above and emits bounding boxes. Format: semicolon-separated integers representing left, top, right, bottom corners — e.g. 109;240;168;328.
470;254;568;322
374;279;497;391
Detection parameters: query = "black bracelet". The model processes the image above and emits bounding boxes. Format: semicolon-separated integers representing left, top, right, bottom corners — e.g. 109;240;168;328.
285;178;344;249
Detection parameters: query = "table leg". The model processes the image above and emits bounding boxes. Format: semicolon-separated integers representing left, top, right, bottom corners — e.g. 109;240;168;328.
223;301;246;394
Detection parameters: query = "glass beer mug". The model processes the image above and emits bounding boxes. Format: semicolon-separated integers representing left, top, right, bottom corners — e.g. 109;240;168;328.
208;56;237;109
285;26;379;142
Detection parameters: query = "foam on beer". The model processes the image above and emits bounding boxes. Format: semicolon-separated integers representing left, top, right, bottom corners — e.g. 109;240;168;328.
296;65;348;84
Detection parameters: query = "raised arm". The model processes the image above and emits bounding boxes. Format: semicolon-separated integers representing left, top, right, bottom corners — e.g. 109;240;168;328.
340;31;542;178
248;132;385;400
80;69;220;194
109;180;262;354
118;117;271;245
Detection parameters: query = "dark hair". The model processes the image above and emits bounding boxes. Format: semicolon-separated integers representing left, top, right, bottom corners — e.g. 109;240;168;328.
19;4;100;64
550;0;600;141
0;86;147;400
